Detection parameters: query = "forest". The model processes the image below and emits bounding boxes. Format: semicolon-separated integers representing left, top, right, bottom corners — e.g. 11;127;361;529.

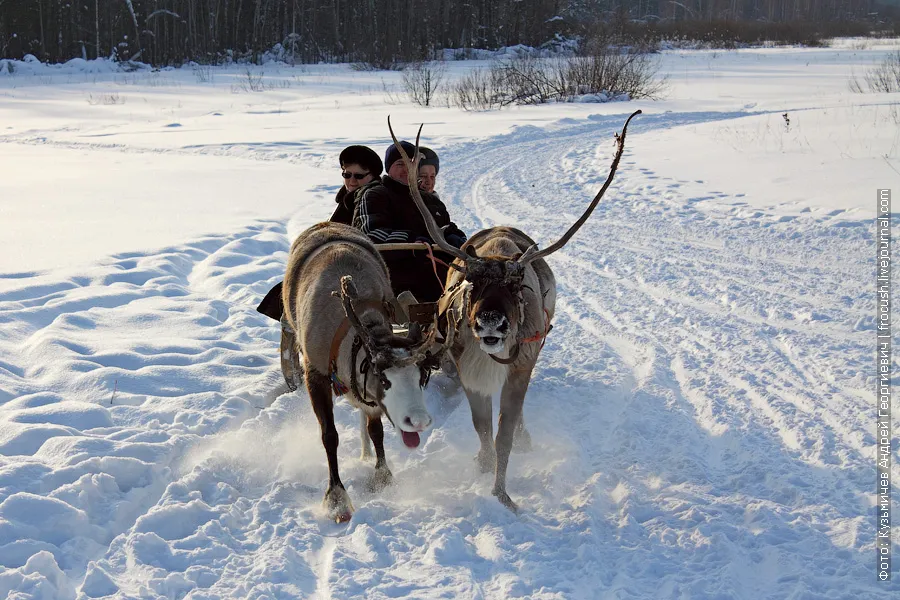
0;0;896;66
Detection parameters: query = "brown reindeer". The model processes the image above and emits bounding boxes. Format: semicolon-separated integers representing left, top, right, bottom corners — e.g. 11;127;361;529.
388;111;640;512
281;222;439;522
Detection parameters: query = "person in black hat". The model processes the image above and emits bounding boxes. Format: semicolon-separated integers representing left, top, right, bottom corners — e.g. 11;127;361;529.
351;141;466;303
330;145;383;224
417;147;439;194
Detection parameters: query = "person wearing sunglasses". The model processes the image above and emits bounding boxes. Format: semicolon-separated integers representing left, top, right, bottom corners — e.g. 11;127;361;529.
330;145;383;224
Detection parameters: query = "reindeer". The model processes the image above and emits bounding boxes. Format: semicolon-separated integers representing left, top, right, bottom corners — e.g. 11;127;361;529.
388;111;640;512
281;222;439;523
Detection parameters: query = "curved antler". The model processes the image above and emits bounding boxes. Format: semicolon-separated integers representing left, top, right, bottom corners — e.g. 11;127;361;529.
387;116;469;263
518;109;641;265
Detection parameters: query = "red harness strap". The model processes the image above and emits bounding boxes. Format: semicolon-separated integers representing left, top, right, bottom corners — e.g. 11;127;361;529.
419;242;450;293
521;308;552;349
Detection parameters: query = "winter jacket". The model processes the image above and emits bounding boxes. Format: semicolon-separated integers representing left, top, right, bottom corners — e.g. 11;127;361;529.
329;186;354;225
352;175;467;302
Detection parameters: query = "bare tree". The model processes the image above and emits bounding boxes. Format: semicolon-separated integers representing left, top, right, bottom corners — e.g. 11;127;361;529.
402;60;446;106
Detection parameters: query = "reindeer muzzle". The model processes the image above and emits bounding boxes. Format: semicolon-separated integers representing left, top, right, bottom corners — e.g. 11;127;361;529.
474;310;511;353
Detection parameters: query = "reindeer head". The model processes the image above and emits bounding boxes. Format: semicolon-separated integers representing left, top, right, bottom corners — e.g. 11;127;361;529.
458;249;527;355
337;277;437;447
386;111;640;359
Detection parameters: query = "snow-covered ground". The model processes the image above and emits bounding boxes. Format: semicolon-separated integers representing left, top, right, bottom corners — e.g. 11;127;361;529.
1;41;899;598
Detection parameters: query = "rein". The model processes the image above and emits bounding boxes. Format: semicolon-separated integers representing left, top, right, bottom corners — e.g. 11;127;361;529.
419;242;450;293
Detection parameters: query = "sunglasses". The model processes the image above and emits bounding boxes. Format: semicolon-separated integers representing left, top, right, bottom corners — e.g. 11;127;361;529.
342;171;370;180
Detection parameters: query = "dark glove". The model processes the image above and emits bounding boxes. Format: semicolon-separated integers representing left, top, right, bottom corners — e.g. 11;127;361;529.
445;233;466;248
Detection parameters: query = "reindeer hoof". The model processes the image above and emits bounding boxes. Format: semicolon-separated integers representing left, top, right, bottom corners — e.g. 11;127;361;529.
475;449;496;474
492;488;519;514
324;486;354;524
368;467;394;492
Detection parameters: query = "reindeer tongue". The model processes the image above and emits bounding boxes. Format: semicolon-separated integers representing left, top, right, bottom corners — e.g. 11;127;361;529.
401;430;421;448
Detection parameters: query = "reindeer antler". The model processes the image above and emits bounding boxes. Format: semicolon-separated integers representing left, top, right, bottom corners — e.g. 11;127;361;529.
518;109;641;265
387;116;470;264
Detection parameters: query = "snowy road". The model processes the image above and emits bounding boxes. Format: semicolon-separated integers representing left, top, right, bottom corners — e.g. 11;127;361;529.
1;46;898;598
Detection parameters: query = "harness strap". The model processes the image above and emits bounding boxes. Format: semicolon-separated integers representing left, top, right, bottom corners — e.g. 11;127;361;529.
488;343;521;365
488;309;552;365
520;308;552;349
419;242;449;293
327;299;391;398
349;335;378;407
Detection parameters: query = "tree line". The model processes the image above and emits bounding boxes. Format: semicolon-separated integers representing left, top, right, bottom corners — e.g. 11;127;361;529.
0;0;893;66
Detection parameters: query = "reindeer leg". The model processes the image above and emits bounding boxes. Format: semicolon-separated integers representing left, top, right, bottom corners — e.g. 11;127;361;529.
366;413;393;491
513;414;533;453
492;368;531;513
306;368;353;523
464;386;496;474
359;411;373;460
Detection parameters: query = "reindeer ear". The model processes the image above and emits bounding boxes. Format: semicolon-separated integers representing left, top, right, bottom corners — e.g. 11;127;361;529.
465;245;478;258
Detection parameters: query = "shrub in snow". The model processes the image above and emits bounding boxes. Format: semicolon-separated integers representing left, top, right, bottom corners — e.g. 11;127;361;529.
850;50;900;93
402;61;446;107
451;66;507;110
452;48;664;110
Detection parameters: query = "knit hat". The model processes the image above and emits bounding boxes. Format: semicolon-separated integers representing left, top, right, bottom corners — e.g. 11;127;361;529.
339;145;383;177
418;147;439;175
384;141;417;171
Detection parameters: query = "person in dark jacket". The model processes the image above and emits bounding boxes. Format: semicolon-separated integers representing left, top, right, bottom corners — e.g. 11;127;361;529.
330;145;383;224
352;141;466;303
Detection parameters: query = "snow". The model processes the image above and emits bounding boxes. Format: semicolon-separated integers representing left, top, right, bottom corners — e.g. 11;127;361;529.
0;42;899;597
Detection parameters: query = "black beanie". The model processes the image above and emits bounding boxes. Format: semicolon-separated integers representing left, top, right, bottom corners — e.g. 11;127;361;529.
418;146;439;175
384;141;417;171
339;145;383;177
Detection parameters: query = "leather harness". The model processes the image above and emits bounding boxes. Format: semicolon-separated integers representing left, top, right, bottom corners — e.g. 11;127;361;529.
327;299;394;407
